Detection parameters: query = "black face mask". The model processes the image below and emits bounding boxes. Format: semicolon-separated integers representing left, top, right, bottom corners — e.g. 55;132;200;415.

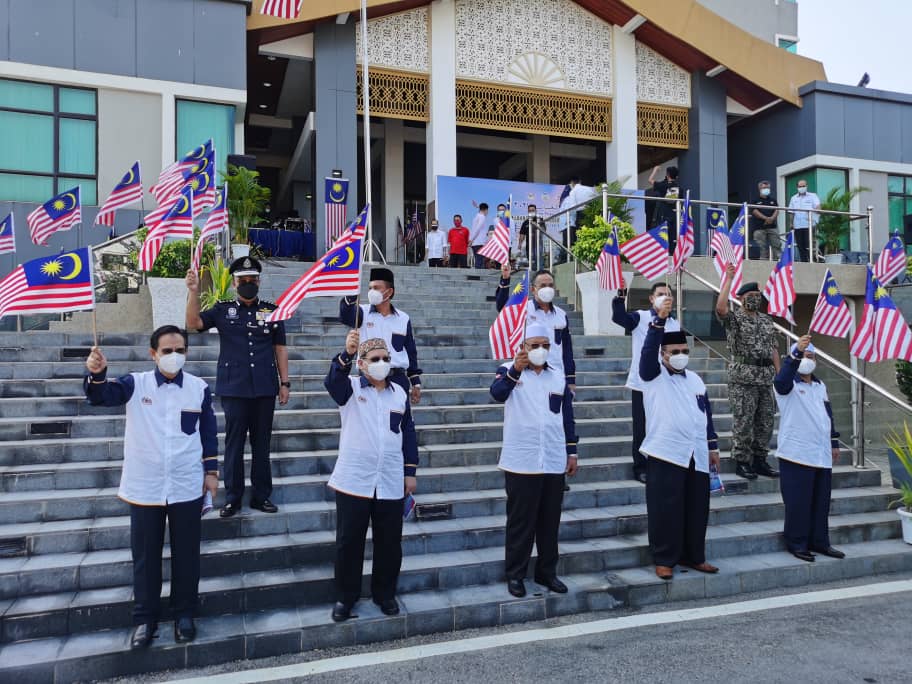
237;282;259;300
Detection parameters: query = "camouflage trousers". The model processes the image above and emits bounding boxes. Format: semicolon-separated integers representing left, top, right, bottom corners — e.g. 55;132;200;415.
728;382;775;465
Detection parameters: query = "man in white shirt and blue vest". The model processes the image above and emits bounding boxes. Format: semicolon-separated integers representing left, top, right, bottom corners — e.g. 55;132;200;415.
324;332;419;622
340;267;422;403
84;325;218;648
612;279;680;484
774;336;845;563
639;301;720;580
490;323;578;598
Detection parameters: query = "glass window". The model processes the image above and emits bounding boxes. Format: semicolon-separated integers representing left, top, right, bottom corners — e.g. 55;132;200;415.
0;173;53;203
59;118;96;175
176;100;235;179
0;79;53;111
888;175;912;233
0;111;54;173
59;88;96;116
777;38;798;53
57;178;97;206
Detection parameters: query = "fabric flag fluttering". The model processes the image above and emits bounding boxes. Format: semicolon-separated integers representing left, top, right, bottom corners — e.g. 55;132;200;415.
0;213;14;255
404;204;421;244
808;269;853;338
671;190;694;273
595;224;623;290
260;0;303;19
151;140;212;205
874;232;906;285
27;187;81;246
478;197;512;265
95;162;143;227
489;271;529;360
138;188;194;272
850;266;912;362
332;204;369;250
0;247;94;319
192;185;228;273
725;204;748;296
324;177;350;247
708;208;732;278
763;232;796;324
268;238;363;322
619;222;671;281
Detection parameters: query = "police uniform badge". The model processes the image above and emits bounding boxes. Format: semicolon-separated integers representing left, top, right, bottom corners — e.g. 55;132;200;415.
243;257;252;269
227;306;238;320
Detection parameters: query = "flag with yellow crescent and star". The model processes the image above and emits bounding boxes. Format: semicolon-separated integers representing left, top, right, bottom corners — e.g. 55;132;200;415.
0;247;95;318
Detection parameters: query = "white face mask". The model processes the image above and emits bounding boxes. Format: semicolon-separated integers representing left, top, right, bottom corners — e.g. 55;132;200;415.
367;289;386;306
667;353;689;371
798;358;816;375
365;360;391;381
527;347;549;367
157;352;186;375
536;286;555;303
797;186;807;195
652;294;668;310
760;188;771;197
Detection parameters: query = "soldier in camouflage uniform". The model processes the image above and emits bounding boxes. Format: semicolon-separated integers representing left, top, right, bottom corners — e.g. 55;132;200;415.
715;264;781;480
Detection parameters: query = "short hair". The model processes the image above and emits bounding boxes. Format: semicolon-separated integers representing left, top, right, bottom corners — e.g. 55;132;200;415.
479;203;489;211
453;214;462;220
527;204;537;211
150;325;188;351
758;180;771;187
650;282;671;295
497;203;506;210
533;269;554;286
797;179;808;185
569;176;580;184
666;166;679;180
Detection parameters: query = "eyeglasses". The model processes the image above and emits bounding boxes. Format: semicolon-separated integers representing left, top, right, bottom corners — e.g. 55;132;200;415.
664;349;690;356
526;343;551;350
365;355;391;363
159;347;187;355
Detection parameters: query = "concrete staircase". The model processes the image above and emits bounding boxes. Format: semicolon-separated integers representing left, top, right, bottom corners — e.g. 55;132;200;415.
0;262;909;682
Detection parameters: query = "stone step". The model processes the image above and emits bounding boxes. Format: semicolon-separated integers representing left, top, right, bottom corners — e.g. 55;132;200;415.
0;512;902;648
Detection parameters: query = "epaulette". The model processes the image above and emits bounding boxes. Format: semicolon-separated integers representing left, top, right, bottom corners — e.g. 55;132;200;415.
217;298;234;304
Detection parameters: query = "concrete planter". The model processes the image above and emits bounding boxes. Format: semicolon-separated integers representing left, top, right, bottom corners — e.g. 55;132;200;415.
147;277;188;330
898;507;912;545
231;243;250;260
575;269;634;336
823;253;845;265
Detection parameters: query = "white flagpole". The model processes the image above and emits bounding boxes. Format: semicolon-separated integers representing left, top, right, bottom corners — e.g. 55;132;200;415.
360;0;375;264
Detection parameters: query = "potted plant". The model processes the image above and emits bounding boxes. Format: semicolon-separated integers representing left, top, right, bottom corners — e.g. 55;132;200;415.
222;164;271;260
814;185;869;264
573;215;636;336
884;423;912;544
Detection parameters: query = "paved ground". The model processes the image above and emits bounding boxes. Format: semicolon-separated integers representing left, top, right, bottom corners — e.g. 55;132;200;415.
109;571;911;684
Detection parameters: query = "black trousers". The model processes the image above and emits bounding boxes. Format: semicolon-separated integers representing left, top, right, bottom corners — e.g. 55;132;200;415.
631;390;647;477
472;247;486;269
130;497;202;625
794;227;811;262
450;253;467;268
779;458;832;553
334;490;404;605
388;369;410;395
646;457;710;567
504;471;565;581
429;258;444;267
221;395;276;506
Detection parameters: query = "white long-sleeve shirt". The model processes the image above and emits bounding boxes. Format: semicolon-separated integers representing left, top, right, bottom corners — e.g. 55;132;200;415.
469;211;489;246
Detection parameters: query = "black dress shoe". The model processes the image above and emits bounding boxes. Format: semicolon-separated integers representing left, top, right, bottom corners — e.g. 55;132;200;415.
634;472;648;485
331;602;353;622
791;549;816;562
130;622;157;649
375;598;400;615
174;616;196;643
507;578;526;597
250;498;278;513
535;576;568;593
735;463;758;480
219;502;240;518
811;546;846;559
753;460;779;478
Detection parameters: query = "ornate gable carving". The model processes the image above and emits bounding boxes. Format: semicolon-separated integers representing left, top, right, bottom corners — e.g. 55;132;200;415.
636;42;691;107
356;7;429;74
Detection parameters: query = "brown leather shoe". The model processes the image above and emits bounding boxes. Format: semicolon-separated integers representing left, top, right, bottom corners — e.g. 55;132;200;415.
683;561;719;574
655;565;673;580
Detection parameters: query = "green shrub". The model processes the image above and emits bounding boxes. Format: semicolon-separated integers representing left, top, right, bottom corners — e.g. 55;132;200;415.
129;227;216;278
573;215;636;267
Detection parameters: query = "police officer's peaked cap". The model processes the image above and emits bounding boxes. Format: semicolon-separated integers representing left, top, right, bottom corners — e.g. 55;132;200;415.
662;330;688;345
229;256;262;277
736;281;760;296
369;267;395;286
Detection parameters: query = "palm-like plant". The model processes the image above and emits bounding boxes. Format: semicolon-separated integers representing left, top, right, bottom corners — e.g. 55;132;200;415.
815;185;869;255
221;164;271;244
200;256;234;310
885;422;912;511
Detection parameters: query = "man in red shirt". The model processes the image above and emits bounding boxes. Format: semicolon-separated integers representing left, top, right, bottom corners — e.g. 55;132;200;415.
448;214;470;268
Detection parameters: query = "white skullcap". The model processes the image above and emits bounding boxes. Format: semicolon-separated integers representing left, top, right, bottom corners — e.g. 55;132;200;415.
524;323;550;341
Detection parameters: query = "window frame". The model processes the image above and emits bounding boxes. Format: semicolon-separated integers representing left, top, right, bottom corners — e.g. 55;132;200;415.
888;174;912;233
0;78;98;202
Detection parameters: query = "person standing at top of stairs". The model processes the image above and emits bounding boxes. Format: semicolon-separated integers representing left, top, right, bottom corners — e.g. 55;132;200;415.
339;267;422;404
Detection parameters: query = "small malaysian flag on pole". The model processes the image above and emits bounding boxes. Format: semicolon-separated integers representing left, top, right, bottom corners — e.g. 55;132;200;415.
260;0;303;19
708;207;732;280
139;189;194;272
27;187;82;246
619;222;671;281
0;248;94;319
150;140;212;205
95;162;143;227
809;269;853;338
478;196;512;265
874;232;906;285
726;203;748;295
0;213;14;255
763;231;796;324
490;271;529;360
671;190;694;273
192;185;228;272
595;225;623;290
324;177;350;247
850;266;912;362
405;204;421;244
332;204;369;250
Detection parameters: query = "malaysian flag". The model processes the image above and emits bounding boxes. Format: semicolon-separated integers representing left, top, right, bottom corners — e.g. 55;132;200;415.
332;204;369;250
595;225;622;290
150;140;213;205
763;231;796;324
708;208;732;279
0;247;94;319
324;177;350;246
672;190;694;273
95;162;143;227
619;222;671;281
850;266;912;362
27;187;81;246
874;232;906;285
260;0;303;19
192;185;228;272
478;198;511;265
268;238;363;322
809;269;853;338
0;213;14;255
404;204;421;244
139;189;194;272
184;150;217;215
490;271;529;360
726;204;747;295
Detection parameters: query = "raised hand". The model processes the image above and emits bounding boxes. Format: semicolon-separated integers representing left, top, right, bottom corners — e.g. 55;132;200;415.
345;330;359;355
86;346;107;374
185;269;200;292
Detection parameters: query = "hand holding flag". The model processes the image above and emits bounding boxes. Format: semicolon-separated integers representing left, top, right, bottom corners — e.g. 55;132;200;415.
490;272;529;360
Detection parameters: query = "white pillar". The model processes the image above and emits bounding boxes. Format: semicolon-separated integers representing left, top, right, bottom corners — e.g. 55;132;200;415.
530;134;550;183
606;26;638;189
426;0;457;217
384;118;405;260
161;91;176;167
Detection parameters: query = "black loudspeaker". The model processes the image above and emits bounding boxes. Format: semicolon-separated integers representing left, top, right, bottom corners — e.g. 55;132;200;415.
904;214;912;245
228;154;256;171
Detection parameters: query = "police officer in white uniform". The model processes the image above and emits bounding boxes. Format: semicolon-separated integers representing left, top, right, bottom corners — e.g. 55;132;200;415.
84;325;218;648
774;336;845;562
324;332;419;622
490;324;578;598
639;300;720;580
612;279;681;484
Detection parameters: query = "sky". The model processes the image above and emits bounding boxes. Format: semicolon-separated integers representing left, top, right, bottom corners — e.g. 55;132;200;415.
798;0;912;93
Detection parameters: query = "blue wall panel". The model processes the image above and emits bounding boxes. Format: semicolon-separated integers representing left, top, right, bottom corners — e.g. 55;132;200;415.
872;101;902;164
813;92;847;156
843;97;874;160
9;0;75;70
75;0;137;77
193;0;246;90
